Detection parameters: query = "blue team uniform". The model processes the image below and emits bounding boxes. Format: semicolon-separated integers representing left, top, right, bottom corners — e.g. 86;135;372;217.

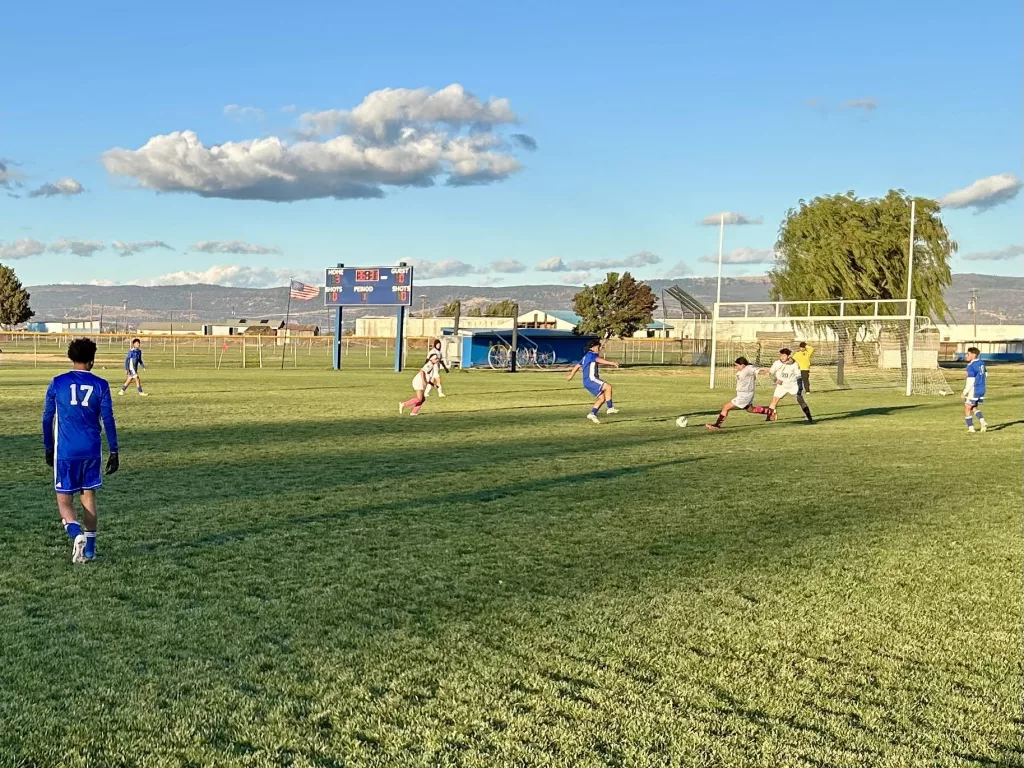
965;359;987;405
43;370;118;493
581;350;605;396
125;348;144;376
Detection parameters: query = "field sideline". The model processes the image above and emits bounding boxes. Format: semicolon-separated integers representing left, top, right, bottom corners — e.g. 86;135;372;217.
1;362;1021;767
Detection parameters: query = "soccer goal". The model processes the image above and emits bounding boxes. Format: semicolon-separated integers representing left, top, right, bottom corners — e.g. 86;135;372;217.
709;299;953;396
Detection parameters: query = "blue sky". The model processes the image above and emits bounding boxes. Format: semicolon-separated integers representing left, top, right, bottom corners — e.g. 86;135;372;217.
2;0;1021;289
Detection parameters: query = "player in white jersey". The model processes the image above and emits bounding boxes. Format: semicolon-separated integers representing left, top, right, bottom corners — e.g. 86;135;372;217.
705;357;773;430
765;348;813;423
399;352;440;416
424;339;449;398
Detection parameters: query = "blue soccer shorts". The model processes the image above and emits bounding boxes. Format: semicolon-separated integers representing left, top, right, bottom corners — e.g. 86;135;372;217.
584;379;605;397
55;459;103;494
966;396;984;407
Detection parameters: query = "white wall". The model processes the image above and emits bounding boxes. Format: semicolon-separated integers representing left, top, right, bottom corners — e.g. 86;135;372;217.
356;315;515;338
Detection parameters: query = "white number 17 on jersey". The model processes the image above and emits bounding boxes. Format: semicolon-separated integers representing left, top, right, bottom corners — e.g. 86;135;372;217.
70;384;94;406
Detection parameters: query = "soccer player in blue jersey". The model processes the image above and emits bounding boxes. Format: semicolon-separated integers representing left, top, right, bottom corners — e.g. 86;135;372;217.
566;340;620;423
962;346;988;433
119;337;147;396
43;338;120;563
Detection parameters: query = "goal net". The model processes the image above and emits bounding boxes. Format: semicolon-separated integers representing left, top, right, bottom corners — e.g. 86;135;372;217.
710;300;952;396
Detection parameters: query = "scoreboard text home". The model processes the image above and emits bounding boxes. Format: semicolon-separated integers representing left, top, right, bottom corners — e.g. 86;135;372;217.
324;267;414;306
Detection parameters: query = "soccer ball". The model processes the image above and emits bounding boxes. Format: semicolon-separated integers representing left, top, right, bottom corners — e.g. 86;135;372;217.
675;416;688;428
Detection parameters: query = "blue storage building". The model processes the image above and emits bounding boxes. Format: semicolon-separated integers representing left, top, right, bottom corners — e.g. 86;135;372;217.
452;328;599;369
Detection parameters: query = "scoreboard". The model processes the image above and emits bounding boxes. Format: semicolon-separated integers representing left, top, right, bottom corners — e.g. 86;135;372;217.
324;266;414;306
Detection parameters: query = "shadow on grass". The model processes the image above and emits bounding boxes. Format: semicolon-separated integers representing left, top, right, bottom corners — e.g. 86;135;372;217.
988;419;1024;432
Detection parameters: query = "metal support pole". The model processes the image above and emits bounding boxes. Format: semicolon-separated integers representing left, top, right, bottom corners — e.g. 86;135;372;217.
333;262;344;370
708;302;719;389
906;299;917;396
395;261;408;372
510;303;519;373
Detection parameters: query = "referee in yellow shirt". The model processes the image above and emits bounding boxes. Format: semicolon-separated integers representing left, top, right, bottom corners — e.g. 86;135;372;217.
793;341;814;393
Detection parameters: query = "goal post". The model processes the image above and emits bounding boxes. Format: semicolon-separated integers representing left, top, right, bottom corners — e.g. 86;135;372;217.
709;298;952;396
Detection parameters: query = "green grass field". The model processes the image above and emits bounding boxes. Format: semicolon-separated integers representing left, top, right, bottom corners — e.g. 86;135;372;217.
1;360;1021;767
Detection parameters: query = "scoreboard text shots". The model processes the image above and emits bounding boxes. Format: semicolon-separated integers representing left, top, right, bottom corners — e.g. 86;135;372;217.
324;266;414;306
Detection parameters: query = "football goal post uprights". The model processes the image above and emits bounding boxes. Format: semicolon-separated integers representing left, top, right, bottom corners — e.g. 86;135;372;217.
708;299;953;396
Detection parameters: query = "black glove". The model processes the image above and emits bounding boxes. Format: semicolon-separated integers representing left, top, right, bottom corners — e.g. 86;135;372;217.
45;451;54;467
105;452;119;475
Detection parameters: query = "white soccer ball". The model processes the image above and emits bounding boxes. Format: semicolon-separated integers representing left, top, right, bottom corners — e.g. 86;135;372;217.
675;416;688;428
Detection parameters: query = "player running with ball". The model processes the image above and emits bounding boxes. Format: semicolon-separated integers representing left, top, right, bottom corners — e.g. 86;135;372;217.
424;339;449;398
706;357;773;430
763;348;813;423
566;340;620;423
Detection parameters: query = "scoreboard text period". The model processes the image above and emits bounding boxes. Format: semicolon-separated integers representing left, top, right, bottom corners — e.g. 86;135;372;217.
324;266;414;306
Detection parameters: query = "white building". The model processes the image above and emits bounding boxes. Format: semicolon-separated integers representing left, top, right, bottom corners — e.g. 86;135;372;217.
355;315;514;338
137;322;210;336
25;319;102;334
516;310;581;332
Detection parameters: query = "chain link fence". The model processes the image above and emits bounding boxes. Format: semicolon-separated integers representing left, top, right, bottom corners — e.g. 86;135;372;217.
0;332;710;371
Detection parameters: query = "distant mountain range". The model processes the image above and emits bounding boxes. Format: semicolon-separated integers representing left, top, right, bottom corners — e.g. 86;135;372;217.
23;273;1024;329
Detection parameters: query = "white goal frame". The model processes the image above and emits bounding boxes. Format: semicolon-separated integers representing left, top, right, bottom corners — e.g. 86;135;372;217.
709;298;919;396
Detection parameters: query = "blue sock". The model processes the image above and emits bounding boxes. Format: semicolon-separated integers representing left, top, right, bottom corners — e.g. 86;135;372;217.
965;417;973;427
591;407;599;416
64;521;82;539
606;400;614;410
84;531;96;558
974;410;984;421
137;386;143;393
120;385;127;392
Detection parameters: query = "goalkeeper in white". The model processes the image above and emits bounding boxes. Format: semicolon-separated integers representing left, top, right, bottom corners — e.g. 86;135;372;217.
765;348;813;423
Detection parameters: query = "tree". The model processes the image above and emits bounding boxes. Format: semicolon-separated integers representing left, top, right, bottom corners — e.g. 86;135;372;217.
572;272;657;339
438;300;461;317
771;190;954;318
0;264;34;329
770;190;955;381
484;299;518;317
466;307;483;317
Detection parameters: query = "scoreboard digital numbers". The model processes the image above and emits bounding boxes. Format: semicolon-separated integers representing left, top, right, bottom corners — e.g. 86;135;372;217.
324;266;414;306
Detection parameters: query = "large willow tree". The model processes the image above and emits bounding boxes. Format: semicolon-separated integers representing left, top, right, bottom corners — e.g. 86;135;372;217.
770;190;955;318
769;190;955;382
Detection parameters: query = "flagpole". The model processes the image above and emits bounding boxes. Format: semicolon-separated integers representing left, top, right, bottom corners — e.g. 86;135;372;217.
280;278;293;370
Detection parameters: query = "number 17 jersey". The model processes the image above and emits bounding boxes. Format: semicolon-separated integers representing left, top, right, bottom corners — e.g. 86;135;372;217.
43;370;119;460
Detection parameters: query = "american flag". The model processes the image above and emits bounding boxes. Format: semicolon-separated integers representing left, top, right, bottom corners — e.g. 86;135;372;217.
289;280;320;301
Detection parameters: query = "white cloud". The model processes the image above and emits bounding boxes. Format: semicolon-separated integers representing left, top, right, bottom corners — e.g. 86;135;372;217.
281;104;297;114
409;259;482;280
663;260;693;276
102;84;527;202
298;83;517;140
28;177;85;198
700;211;763;226
490;259;527;273
223;104;265;121
142;264;319;288
940;173;1022;212
48;238;104;257
536;256;567;272
962;244;1024;261
565;251;662;271
842;98;878;113
559;272;590;285
699;246;777;264
0;237;46;259
188;240;282;255
112;239;174;257
478;276;505;287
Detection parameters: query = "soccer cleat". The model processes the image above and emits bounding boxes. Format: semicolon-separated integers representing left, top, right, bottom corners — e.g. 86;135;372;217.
72;534;87;564
138;392;148;397
438;392;446;398
409;411;419;417
399;402;405;414
118;390;124;396
705;424;721;431
968;427;976;433
979;422;987;433
587;413;600;424
606;407;620;414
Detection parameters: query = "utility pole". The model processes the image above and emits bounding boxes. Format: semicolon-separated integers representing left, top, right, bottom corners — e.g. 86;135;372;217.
419;294;428;317
189;292;194;322
122;301;128;334
90;298;94;333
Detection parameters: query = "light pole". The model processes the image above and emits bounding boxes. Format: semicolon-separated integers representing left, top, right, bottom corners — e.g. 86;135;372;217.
122;301;128;334
419;295;428;317
968;289;978;342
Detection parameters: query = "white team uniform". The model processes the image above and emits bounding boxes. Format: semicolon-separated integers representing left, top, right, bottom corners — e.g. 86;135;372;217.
411;358;435;391
731;365;759;408
769;359;802;398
